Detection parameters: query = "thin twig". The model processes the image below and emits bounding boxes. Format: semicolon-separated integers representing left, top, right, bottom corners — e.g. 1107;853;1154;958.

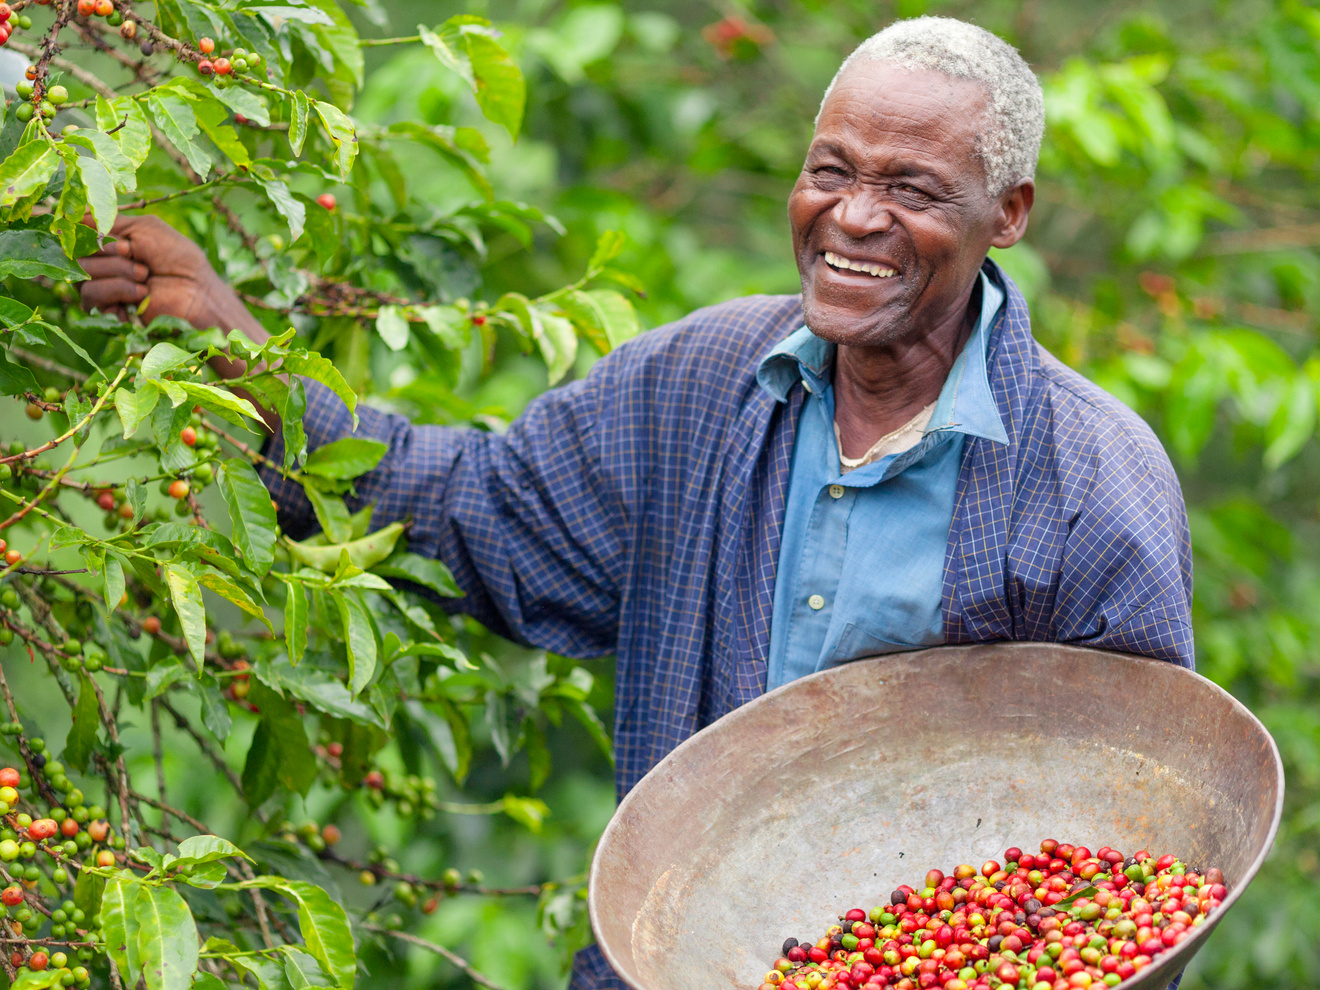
363;926;508;990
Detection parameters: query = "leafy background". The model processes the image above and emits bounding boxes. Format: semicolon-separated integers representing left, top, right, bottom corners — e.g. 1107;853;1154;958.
2;0;1319;988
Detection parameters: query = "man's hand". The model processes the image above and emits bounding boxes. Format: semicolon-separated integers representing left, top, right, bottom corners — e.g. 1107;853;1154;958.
81;215;279;431
79;214;269;345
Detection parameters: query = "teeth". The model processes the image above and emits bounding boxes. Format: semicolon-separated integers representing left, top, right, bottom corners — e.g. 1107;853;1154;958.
824;250;896;278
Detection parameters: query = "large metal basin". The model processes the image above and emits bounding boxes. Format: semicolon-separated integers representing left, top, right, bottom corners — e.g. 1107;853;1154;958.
589;644;1283;990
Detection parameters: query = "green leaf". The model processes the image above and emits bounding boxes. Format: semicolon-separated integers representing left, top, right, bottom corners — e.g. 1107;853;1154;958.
372;551;461;598
284;948;334;990
148;93;211;178
0;140;59;207
281;377;308;467
285;521;405;573
10;969;60;990
64;129;136;193
465;32;525;140
75;155;118;235
104;553;126;612
336;591;377;695
136;883;200;990
100;874;143;986
1057;885;1099;909
563;697;614;765
62;674;100;773
196;570;274;632
284;581;308;665
179;381;262;425
418;21;476;89
115;384;160;439
281;351;357;426
0;356;40;397
0;229;88;280
73;863;105;923
313;101;357;180
165;564;207;665
375;305;410;351
586;288;640;348
194;98;251;168
97;96;153;167
405;698;470;783
217;460;279;576
289;90;311;156
255;174;305;242
174;834;249;867
208;84;271;127
244;878;355;989
302;437;388;479
305;485;353;543
198;677;232;740
241;688;317;804
141;342;195;380
587;229;626;270
534;306;577;385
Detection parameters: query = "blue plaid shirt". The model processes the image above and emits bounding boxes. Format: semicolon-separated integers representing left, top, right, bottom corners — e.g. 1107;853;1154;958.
262;260;1194;990
761;271;1008;688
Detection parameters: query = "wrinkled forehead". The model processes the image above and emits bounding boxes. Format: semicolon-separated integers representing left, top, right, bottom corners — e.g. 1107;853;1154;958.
812;62;991;177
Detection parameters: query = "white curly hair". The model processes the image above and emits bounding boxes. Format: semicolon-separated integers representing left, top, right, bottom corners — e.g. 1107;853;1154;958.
819;16;1045;197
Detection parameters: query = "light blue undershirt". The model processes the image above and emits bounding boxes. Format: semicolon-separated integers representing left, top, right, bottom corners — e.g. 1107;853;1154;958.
758;271;1009;691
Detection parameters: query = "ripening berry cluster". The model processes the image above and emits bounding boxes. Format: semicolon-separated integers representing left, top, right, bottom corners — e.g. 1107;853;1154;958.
762;840;1229;990
0;752;129;982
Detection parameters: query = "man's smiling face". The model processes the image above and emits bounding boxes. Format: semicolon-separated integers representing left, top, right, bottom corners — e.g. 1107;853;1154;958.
789;62;1028;348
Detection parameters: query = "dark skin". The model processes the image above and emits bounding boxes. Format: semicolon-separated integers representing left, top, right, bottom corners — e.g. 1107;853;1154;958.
79;61;1033;457
789;62;1033;458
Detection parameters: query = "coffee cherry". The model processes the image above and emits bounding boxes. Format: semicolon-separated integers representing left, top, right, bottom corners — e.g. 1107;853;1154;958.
232;57;248;72
95;850;115;867
4;550;21;567
316;192;336;211
25;402;43;420
180;426;197;447
213;57;232;75
14;103;32;122
363;770;384;790
142;616;161;635
29;952;48;971
140;39;153;56
60;818;79;838
0;767;17;787
0;5;10;23
93;0;112;15
49;952;67;970
1;886;21;906
321;824;341;845
197;59;213;76
15;79;32;98
76;0;94;14
119;19;135;38
168;479;189;500
198;36;214;53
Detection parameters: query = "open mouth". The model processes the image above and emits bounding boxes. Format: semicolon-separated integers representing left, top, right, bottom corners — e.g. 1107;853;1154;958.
823;250;898;279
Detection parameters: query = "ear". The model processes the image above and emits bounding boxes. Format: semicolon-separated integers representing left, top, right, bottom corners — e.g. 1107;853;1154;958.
989;180;1034;249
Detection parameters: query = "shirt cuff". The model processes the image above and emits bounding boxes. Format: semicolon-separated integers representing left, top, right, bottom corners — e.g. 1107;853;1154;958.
259;378;356;540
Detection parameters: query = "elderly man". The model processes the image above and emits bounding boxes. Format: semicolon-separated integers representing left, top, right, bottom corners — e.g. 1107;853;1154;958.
80;15;1191;990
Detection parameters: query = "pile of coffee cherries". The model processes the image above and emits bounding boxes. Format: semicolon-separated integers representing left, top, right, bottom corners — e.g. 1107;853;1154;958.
759;839;1228;990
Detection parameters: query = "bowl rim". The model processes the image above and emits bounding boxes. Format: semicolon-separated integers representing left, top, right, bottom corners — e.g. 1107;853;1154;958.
587;643;1286;990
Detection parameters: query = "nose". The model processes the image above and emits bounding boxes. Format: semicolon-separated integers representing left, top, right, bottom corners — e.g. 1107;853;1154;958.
834;189;894;239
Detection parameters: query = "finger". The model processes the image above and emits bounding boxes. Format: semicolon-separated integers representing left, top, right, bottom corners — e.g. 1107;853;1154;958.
79;278;148;312
80;256;149;281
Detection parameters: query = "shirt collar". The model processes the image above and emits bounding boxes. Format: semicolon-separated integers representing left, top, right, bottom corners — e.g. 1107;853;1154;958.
756;269;1009;445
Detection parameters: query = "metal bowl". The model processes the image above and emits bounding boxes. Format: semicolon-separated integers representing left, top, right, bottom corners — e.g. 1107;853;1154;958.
589;643;1283;990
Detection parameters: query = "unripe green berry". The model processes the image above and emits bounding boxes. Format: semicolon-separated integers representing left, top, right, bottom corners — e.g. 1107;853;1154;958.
47;86;68;105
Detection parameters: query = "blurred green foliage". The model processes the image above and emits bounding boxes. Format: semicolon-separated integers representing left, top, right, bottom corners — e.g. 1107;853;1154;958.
5;0;1318;987
345;0;1320;985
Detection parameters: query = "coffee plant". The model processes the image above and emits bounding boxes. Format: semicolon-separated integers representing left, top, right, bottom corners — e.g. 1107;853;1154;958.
0;2;639;989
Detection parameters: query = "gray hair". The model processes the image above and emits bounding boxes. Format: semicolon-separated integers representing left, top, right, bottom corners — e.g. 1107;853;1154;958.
819;16;1045;197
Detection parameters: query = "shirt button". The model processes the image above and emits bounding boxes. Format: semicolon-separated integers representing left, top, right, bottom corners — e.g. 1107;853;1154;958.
808;594;825;610
801;378;814;394
828;484;845;499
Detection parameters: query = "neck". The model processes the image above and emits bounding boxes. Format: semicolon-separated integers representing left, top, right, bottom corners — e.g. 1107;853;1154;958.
832;281;979;460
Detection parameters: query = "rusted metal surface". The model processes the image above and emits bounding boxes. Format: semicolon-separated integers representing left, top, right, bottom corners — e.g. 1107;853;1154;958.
589;643;1284;990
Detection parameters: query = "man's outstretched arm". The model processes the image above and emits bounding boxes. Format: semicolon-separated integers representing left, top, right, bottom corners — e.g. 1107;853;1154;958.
79;216;629;656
